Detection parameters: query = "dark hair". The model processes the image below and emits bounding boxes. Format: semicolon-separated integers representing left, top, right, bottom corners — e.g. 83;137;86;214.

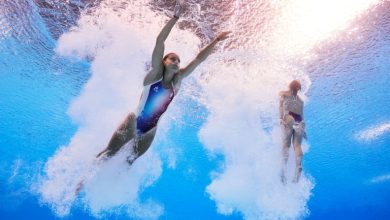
289;80;301;91
163;53;180;62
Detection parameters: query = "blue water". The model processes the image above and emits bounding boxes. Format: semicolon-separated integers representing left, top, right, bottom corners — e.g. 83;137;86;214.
1;0;390;219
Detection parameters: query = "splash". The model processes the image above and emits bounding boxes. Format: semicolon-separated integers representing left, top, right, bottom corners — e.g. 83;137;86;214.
370;174;390;184
36;0;382;219
197;53;313;220
37;0;198;218
196;0;381;219
355;121;390;142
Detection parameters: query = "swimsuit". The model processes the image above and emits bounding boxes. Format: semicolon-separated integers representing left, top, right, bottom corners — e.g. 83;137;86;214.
136;80;175;134
281;94;306;138
288;111;303;123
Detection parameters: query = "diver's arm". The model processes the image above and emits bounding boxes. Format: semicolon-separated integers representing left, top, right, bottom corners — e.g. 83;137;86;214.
302;102;308;139
152;17;179;68
279;92;286;125
144;1;182;85
179;31;231;79
299;97;304;120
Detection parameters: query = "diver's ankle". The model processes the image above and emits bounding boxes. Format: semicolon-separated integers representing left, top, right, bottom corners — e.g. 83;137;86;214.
293;166;302;183
126;154;138;166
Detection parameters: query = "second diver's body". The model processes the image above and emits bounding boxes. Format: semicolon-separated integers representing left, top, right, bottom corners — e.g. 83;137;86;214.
279;80;306;183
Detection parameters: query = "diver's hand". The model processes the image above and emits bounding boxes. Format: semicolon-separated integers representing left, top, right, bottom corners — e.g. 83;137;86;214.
303;132;308;140
301;120;308;140
279;118;288;129
174;0;183;18
215;31;231;41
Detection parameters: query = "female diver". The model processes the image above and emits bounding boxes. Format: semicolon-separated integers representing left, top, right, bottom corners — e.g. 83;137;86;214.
279;80;307;183
95;1;230;165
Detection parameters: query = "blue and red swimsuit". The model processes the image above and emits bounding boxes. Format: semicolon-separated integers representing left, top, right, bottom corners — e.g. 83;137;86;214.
136;80;175;134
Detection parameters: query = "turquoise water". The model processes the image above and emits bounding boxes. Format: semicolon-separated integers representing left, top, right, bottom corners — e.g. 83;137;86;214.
1;0;390;219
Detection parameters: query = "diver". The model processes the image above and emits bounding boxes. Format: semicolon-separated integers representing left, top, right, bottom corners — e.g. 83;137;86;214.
279;80;307;183
95;0;230;165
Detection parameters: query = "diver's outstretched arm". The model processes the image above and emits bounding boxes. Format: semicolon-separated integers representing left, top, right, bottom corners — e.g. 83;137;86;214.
179;31;231;79
144;1;182;85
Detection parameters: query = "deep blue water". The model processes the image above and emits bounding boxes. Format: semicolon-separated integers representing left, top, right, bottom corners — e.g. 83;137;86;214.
1;1;390;219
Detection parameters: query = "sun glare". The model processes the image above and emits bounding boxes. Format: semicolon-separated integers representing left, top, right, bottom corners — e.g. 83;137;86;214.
271;0;381;56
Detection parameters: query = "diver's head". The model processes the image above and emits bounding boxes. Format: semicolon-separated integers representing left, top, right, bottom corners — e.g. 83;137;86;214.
289;80;301;95
163;53;180;74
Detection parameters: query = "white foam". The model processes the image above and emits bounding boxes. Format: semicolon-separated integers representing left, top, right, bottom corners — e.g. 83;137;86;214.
36;0;381;219
196;0;380;219
38;1;198;218
370;174;390;184
197;55;313;219
8;159;22;183
356;122;390;142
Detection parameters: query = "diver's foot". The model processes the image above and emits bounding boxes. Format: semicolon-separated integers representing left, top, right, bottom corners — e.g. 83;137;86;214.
280;171;287;185
292;167;302;183
281;175;287;185
96;149;110;160
74;180;84;196
126;154;138;166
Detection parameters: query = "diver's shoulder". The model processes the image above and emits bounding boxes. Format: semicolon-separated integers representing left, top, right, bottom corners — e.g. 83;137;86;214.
298;96;304;103
279;91;290;97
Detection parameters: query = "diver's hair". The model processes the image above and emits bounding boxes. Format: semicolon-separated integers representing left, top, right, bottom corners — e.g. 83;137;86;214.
163;52;179;61
289;80;301;91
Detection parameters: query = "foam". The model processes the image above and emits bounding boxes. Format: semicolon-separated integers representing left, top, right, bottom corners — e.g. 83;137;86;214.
356;121;390;142
38;1;198;218
37;0;381;219
196;0;380;219
370;174;390;184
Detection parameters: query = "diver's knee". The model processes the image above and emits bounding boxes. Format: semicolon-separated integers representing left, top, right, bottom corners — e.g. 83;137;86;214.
123;113;136;123
118;112;136;130
128;112;136;119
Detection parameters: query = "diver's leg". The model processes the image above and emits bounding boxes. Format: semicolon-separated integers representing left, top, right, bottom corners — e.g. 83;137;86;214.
292;132;303;183
281;117;293;184
126;127;157;165
97;113;136;159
